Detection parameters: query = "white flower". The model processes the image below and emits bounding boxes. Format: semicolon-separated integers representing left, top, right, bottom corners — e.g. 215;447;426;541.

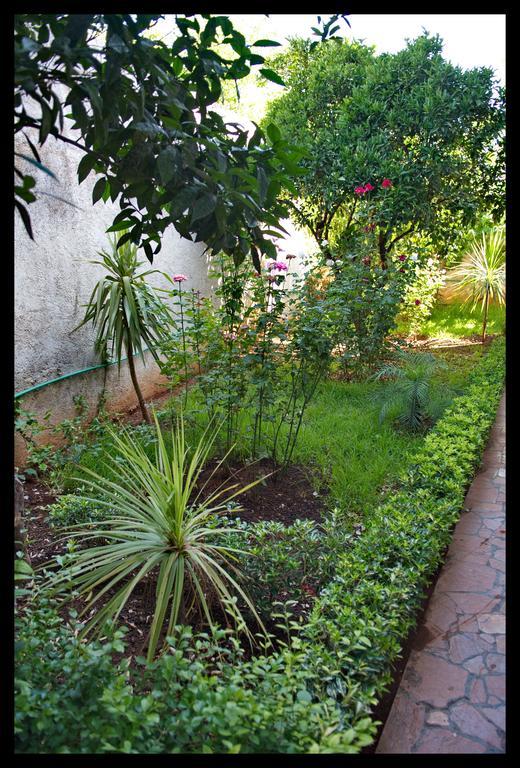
410;253;419;262
325;259;335;267
427;258;434;266
321;239;329;247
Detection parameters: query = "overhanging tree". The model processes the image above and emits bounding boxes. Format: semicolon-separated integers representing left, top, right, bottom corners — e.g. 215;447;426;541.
263;33;505;267
15;14;349;270
14;14;305;269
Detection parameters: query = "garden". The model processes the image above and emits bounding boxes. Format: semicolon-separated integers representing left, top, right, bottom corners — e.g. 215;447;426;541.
14;14;505;754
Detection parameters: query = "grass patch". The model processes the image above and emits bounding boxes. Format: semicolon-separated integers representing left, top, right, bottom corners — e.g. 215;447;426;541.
60;347;483;524
395;299;505;340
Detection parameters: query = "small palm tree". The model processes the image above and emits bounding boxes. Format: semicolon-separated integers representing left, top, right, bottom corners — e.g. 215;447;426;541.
75;235;172;423
43;413;266;661
447;227;505;342
373;349;448;433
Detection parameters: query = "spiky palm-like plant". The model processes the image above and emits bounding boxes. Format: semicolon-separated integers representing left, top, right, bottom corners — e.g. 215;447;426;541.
448;227;505;342
373;349;448;433
43;413;266;661
75;235;172;423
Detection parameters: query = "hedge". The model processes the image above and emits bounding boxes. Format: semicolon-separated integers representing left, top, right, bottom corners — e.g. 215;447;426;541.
15;338;505;754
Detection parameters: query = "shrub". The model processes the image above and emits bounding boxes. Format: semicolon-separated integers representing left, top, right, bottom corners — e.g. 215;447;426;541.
46;494;107;528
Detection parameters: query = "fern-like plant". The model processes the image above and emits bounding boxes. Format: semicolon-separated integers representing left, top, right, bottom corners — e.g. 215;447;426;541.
373;349;450;433
447;226;505;342
43;413;266;661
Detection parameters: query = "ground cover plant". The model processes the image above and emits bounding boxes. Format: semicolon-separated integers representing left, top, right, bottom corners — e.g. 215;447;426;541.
15;338;505;753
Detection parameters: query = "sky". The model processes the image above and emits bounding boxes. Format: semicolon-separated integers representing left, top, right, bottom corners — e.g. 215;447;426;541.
228;14;505;86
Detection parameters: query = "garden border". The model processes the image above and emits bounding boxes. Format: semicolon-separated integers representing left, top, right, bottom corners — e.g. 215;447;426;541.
15;338;505;754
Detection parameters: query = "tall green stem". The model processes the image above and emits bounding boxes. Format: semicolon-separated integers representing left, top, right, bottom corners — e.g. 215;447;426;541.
177;282;189;406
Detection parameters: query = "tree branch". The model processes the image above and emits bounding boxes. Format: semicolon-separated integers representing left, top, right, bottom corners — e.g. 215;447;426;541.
387;224;415;253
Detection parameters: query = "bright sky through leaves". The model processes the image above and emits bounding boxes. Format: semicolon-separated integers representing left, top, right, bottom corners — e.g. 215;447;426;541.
228;13;505;85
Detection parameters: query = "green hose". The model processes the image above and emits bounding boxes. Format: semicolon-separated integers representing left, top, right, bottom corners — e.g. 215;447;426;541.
15;348;150;399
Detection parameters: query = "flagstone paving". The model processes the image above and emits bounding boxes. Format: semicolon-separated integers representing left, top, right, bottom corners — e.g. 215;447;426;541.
376;393;505;754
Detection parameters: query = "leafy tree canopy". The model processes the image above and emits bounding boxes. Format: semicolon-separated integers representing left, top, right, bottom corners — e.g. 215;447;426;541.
15;14;342;268
263;33;505;265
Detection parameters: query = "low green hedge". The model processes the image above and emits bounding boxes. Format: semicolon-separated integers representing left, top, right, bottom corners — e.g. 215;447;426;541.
15;338;505;754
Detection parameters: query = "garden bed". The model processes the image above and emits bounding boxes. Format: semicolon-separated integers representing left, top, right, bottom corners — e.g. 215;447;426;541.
15;338;504;753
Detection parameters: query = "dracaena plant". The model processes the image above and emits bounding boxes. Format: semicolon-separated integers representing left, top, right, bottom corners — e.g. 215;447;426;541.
447;226;505;342
43;413;266;661
75;234;173;423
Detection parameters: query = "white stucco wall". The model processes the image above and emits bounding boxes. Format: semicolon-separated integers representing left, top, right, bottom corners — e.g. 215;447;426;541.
15;99;213;463
15;130;213;392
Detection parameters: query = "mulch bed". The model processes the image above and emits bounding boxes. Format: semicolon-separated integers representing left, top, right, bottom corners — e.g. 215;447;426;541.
20;458;326;662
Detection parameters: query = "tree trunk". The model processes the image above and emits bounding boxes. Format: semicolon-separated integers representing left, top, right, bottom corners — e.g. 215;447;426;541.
482;289;490;343
127;342;151;424
378;231;388;269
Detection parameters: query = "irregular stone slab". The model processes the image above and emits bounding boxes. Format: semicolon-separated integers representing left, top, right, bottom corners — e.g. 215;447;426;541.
496;636;505;654
463;655;485;674
449;633;490;663
376;693;426;754
414;729;487;754
481;706;505;732
402;653;467;708
450;702;504;750
486;675;505;702
436;562;497;593
477;613;505;634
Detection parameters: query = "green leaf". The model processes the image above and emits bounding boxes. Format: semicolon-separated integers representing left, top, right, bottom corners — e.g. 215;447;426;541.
92;177;107;204
156;147;181;185
191;193;216;223
77;153;97;185
266;123;281;144
15;200;34;240
259;68;285;87
252;39;282;47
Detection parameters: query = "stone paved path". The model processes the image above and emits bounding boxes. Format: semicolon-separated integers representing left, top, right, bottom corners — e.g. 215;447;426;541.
376;393;505;754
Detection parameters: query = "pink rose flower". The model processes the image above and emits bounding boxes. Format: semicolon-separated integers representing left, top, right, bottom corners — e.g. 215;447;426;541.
398;255;406;262
363;182;374;192
354;185;366;196
173;274;188;282
381;178;393;189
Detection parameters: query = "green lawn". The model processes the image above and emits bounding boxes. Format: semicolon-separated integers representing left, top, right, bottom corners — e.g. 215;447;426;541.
395;300;505;340
62;344;483;526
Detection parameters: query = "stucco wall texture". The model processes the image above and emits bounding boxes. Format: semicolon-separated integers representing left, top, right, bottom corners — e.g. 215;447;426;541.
15;113;213;463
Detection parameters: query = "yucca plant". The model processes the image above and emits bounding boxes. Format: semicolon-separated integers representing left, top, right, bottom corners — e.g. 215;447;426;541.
42;413;266;661
447;226;505;342
372;349;449;433
75;235;172;423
